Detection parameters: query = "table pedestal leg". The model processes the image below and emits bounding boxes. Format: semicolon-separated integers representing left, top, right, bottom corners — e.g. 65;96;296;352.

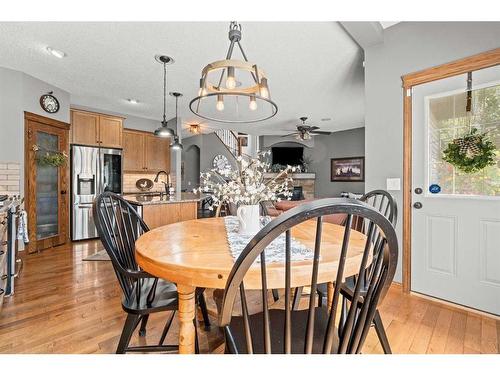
177;284;196;354
327;282;334;311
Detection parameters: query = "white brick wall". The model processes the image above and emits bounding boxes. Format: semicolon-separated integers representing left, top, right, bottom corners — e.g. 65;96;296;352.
0;162;20;196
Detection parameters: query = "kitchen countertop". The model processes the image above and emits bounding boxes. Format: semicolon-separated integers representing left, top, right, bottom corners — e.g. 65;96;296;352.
123;192;205;206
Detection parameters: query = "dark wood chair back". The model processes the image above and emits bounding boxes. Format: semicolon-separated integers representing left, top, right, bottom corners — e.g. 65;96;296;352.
93;192;152;304
359;189;398;227
219;198;398;354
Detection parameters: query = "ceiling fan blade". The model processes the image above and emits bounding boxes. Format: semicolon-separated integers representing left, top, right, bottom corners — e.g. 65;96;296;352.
308;126;320;131
281;133;299;137
310;130;332;135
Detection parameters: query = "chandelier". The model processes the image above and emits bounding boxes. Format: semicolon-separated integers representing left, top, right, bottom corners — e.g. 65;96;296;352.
189;22;278;124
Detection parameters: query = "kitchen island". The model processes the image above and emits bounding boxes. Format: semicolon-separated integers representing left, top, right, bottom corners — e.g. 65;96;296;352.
123;192;203;229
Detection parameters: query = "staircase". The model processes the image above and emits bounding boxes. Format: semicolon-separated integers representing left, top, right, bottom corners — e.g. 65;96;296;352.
214;129;241;159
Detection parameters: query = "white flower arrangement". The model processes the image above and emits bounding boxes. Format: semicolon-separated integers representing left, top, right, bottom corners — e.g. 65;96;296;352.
194;150;297;211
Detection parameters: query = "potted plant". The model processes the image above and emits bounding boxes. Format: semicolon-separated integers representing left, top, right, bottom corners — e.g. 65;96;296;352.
195;151;297;234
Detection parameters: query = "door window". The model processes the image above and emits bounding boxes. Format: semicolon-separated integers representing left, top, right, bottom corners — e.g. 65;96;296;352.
36;131;59;239
427;82;500;197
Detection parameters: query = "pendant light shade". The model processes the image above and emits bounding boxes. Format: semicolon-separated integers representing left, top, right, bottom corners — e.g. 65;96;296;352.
190;22;278;124
154;55;175;137
171;136;183;150
154;122;175;138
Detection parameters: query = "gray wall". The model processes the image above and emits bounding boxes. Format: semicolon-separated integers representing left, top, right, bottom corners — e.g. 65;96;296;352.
261;127;365;198
182;132;237;191
0;67;71;196
182;145;200;191
364;21;500;282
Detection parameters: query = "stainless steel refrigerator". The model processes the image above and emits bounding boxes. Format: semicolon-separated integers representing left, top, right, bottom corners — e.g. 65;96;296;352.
71;145;122;241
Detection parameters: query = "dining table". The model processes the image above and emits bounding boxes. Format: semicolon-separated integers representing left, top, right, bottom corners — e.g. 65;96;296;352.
135;216;369;354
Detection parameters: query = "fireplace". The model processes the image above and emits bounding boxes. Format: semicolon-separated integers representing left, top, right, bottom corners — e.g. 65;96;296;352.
291;186;304;201
263;172;315;200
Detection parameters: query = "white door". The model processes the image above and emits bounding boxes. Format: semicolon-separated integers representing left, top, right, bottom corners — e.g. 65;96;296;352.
412;65;500;315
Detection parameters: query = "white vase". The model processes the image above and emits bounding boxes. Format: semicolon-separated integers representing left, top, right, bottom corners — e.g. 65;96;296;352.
236;204;261;235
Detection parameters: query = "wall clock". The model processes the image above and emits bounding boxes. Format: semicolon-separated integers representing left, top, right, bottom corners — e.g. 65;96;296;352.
39;92;60;114
212;154;230;171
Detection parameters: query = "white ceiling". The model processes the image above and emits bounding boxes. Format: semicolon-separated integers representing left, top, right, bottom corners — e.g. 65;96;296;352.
0;22;364;135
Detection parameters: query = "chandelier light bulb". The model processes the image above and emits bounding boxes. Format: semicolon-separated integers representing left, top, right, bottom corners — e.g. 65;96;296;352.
226;67;236;89
259;78;269;99
216;95;224;111
198;78;207;97
249;96;257;111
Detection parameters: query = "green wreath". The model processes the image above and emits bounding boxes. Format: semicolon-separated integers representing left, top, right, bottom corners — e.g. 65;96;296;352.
442;128;496;173
33;145;68;167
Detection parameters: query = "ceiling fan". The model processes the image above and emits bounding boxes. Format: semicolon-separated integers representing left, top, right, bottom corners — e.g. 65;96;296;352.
282;117;332;140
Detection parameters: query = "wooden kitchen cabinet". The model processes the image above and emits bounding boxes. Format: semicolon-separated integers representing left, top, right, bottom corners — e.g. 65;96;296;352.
98;116;123;148
70;109;123;148
71;110;99;146
145;135;170;172
123;129;170;173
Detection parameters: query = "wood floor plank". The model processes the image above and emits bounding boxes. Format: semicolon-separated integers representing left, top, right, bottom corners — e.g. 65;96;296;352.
426;307;453;354
444;311;467;354
481;317;498;354
464;313;482;353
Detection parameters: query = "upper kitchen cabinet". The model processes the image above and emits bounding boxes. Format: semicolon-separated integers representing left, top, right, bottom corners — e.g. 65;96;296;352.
123;129;170;173
70;109;123;148
145;135;170;172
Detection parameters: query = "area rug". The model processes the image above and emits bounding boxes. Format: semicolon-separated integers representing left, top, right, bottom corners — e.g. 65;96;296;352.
83;249;111;261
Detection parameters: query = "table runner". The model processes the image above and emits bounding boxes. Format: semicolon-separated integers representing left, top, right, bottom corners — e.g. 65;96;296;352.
224;216;314;263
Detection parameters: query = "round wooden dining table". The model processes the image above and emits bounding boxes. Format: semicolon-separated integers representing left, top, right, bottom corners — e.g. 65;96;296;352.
135;217;368;354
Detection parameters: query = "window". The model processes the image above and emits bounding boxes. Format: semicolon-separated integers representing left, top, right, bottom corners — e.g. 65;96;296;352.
427;83;500;197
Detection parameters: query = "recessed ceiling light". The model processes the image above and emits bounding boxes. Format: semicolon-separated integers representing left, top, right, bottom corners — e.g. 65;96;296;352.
46;47;66;59
127;98;139;104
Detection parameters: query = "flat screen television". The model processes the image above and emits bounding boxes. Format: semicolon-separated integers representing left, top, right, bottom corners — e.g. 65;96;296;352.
272;147;303;166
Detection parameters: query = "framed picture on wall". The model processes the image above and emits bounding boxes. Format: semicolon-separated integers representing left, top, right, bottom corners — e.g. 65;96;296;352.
331;157;365;182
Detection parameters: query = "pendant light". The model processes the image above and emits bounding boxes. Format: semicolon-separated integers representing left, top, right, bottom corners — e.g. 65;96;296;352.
154;55;176;138
170;92;183;150
189;21;278;124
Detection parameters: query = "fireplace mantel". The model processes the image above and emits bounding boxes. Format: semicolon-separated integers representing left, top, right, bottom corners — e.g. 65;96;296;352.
263;172;315;179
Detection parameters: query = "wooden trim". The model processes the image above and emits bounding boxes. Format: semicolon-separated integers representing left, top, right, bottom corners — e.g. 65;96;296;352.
400;48;500;295
123;127;154;135
24;112;70;130
402;48;500;88
402;90;412;294
24;114;70;253
70;108;126;120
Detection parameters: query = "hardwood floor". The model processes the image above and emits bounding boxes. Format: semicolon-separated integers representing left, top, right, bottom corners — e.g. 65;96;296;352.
0;240;498;354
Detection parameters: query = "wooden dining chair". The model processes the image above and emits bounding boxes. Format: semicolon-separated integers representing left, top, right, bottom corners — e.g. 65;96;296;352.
335;190;397;354
93;192;210;354
219;198;398;354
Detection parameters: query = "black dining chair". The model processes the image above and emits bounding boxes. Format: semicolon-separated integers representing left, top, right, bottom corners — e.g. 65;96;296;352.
335;190;397;354
301;190;396;353
219;198;398;354
93;192;210;354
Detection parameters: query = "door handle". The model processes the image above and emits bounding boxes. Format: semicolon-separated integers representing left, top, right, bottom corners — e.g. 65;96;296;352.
413;202;423;209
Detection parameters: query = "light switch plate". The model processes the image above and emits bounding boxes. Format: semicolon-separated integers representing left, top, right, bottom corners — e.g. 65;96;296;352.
386;178;401;191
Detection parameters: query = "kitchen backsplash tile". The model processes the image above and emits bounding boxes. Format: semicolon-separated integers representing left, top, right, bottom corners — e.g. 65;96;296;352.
0;162;20;196
123;173;177;194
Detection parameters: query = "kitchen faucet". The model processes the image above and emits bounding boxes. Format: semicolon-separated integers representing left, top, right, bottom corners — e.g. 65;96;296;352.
154;170;171;196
